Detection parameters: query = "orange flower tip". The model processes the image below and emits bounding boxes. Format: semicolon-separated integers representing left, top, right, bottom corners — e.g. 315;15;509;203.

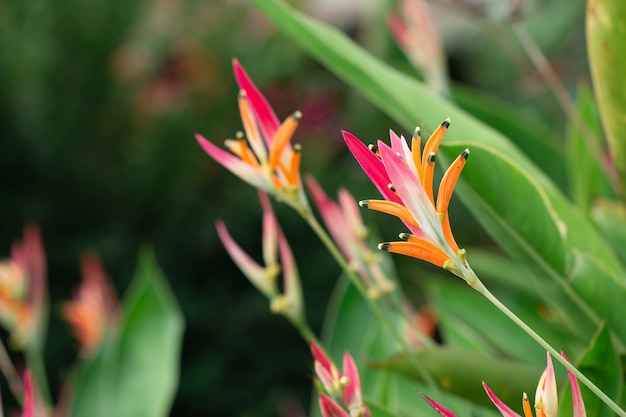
292;110;303;120
358;200;370;208
399;233;411;241
461;149;470;160
387;183;397;193
238;89;247;98
378;242;391;251
427;152;436;164
412;126;421;140
442;117;451;128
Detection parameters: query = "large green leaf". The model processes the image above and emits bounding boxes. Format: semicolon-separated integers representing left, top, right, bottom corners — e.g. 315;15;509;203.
566;84;615;211
591;199;626;267
252;0;626;346
587;0;626;193
427;279;578;367
386;346;540;408
452;85;567;192
114;251;184;417
67;252;184;417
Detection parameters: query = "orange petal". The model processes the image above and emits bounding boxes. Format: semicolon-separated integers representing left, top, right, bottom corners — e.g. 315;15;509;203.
436;149;469;214
238;90;267;163
411;126;422;178
360;200;419;228
422;152;436;204
268;111;301;170
420;117;449;180
379;240;448;267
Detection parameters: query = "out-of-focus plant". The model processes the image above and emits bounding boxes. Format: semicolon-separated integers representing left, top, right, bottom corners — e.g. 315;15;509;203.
196;0;626;416
0;226;183;417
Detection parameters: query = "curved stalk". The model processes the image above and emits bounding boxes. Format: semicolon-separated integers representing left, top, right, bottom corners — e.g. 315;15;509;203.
302;210;440;392
465;267;626;417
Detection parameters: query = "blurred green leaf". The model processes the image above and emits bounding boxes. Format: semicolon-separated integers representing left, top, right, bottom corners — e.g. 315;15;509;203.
427;279;576;367
591;199;626;267
67;338;116;417
558;324;622;417
252;0;626;348
386;346;539;408
68;251;183;417
566;84;614;211
114;250;184;417
567;251;626;349
587;0;626;193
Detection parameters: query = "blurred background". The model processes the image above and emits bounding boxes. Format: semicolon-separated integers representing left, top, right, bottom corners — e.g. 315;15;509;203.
0;0;589;415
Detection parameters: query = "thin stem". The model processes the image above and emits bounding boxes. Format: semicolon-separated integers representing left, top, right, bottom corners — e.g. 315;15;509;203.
0;339;23;404
471;274;626;417
303;211;440;391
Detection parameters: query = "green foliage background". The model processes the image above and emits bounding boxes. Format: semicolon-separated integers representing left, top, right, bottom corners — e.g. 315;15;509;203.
0;0;601;415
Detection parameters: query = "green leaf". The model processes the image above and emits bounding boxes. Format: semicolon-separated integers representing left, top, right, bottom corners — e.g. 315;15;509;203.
114;250;184;417
451;85;567;192
427;279;577;367
67;339;117;417
587;0;626;193
566;84;615;211
591;199;626;267
385;347;540;408
252;0;626;347
558;324;622;417
567;251;626;349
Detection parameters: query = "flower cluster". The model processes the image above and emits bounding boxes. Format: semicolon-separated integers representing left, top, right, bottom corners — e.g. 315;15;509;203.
216;191;304;323
196;59;307;211
311;340;370;417
421;352;587;417
0;225;46;348
343;121;470;277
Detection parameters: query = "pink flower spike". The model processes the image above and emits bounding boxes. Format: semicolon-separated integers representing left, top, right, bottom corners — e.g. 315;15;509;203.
195;134;266;190
342;131;401;204
338;189;367;239
258;191;279;268
21;370;33;417
342;352;370;417
319;395;350;417
232;59;280;145
215;220;276;298
561;352;587;417
276;222;304;322
419;392;459;417
535;352;558;417
310;340;337;379
482;382;523;417
305;175;353;259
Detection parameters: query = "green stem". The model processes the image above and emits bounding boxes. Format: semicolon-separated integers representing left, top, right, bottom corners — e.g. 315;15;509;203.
24;344;51;405
303;211;440;391
0;339;23;404
469;272;626;417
